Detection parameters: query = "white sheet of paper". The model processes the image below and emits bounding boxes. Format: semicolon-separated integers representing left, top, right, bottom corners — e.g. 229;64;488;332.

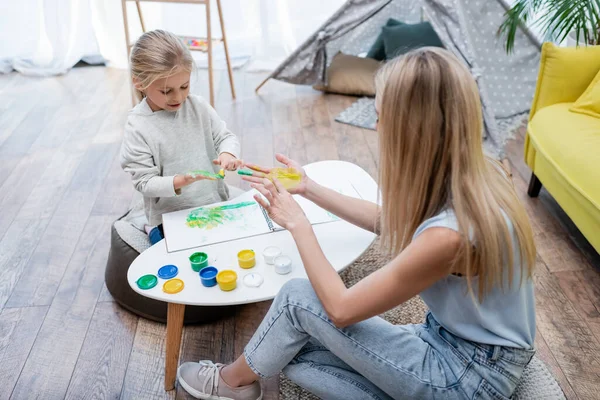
162;180;363;253
162;190;271;253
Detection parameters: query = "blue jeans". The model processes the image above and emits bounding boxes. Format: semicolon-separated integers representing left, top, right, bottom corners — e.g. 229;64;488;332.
148;224;164;245
243;279;535;399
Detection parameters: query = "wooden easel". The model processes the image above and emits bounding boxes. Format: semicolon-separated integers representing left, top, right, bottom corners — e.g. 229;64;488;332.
121;0;236;107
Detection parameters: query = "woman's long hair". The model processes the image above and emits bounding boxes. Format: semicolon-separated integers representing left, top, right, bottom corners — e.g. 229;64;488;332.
375;47;535;300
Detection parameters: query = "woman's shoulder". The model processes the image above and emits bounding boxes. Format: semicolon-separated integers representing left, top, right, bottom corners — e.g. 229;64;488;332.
413;209;459;240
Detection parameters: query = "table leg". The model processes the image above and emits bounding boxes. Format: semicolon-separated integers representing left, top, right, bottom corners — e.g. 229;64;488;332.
165;302;185;391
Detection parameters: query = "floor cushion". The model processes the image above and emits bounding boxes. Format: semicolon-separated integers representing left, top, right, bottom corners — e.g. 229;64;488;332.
105;187;245;324
313;52;382;97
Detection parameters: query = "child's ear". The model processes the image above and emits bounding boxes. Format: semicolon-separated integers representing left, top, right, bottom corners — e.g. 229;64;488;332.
132;77;143;91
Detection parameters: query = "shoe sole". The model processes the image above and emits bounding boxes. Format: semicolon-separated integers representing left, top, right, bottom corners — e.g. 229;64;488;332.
176;367;263;400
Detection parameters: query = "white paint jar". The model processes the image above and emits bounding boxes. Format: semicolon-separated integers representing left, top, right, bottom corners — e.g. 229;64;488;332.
274;255;292;275
263;246;282;265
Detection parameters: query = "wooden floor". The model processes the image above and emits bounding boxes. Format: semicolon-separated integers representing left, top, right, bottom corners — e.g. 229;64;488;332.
0;65;598;400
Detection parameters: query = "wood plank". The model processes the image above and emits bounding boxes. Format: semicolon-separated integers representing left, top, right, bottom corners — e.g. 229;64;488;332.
234;302;279;400
296;87;339;164
5;70;128;308
0;71;92;237
555;271;600;320
0;218;49;311
534;258;600;399
0;306;48;400
325;94;377;178
121;319;176;400
64;302;138;400
271;81;308;168
98;284;115;303
534;329;578;400
239;73;275;190
512;172;588;273
175;318;227;399
0;69;127;312
9;215;118;398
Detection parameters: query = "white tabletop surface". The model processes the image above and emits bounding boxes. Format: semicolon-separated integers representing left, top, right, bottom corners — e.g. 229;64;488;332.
127;160;378;306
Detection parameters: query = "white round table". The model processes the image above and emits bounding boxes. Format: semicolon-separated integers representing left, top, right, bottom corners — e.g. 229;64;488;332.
127;160;378;390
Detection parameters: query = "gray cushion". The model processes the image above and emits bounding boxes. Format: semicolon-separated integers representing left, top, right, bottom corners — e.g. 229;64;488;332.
104;188;246;324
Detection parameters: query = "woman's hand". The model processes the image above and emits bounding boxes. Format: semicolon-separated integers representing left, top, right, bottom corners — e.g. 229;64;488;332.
243;154;311;196
214;152;243;171
251;176;310;232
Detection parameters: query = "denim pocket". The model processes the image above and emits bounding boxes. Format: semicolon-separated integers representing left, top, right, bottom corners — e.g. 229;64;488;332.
474;379;509;400
434;325;470;366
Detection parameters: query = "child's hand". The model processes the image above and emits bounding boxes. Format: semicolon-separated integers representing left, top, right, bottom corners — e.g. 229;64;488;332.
174;173;215;190
213;153;243;171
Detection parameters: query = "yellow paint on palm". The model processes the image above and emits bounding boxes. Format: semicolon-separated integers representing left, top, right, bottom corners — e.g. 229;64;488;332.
268;167;302;190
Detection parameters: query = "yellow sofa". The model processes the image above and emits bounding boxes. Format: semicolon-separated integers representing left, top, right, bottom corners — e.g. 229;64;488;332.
525;43;600;253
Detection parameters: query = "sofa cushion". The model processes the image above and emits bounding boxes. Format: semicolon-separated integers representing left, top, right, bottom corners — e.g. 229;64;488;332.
571;67;600;118
529;103;600;207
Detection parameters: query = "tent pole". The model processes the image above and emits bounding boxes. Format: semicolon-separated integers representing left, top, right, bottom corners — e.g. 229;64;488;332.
255;76;270;93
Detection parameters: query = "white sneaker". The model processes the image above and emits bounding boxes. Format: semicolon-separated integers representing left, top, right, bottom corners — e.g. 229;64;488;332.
177;360;262;400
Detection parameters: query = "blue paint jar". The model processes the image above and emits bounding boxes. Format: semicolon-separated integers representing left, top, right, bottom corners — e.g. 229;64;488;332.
199;266;218;287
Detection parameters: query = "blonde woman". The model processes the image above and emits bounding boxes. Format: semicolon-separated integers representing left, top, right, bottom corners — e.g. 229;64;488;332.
177;47;536;400
120;30;242;245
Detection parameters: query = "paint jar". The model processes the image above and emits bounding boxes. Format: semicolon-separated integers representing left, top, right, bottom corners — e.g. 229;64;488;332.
237;249;256;269
136;274;158;290
262;246;281;265
216;270;238;291
274;256;292;275
243;272;264;288
157;265;178;279
163;278;184;294
189;252;208;272
199;266;218;287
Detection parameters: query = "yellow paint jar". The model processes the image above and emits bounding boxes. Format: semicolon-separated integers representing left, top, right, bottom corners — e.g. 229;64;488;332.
216;270;237;291
237;249;256;269
163;278;185;294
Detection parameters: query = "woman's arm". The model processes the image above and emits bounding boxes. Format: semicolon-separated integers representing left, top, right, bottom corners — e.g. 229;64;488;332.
244;154;381;234
291;221;459;327
251;177;460;328
303;179;380;234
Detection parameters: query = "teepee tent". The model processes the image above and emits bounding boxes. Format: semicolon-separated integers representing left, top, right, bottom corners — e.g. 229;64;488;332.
255;0;542;153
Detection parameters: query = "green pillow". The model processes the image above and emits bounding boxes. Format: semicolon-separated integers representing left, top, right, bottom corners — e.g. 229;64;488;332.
366;18;404;61
382;21;444;59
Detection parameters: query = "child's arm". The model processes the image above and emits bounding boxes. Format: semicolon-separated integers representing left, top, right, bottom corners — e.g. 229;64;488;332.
120;122;212;197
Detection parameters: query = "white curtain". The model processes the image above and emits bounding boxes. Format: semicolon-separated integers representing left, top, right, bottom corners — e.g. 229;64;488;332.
0;0;344;76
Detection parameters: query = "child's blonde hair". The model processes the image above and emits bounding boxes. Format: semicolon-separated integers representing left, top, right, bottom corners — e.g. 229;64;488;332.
130;29;194;101
375;47;536;301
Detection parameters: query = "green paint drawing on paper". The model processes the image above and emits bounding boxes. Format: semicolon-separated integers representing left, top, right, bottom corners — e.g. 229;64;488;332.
186;201;256;229
188;169;225;180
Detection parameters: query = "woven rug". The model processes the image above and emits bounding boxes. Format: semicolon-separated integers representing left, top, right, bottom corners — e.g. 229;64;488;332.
278;239;429;400
335;97;528;160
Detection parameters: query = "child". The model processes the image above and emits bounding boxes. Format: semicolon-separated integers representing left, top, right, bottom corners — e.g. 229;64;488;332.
177;48;536;400
120;30;242;244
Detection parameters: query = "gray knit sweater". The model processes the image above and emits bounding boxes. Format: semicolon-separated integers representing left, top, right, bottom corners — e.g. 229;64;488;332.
120;95;240;226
